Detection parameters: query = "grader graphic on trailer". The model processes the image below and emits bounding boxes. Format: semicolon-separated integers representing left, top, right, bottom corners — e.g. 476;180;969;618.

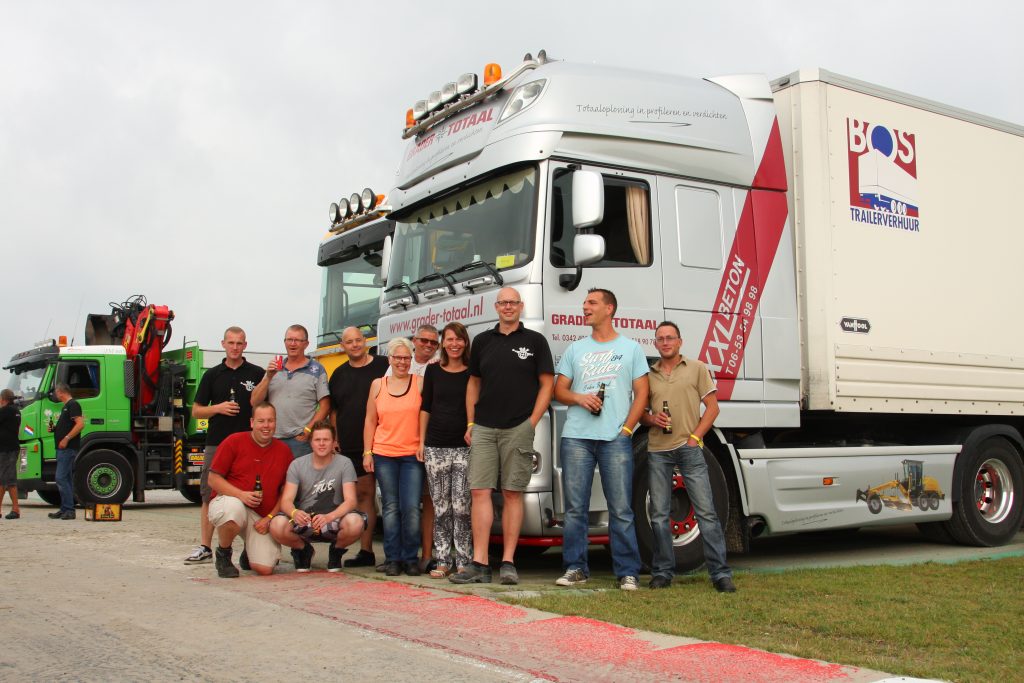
856;460;945;514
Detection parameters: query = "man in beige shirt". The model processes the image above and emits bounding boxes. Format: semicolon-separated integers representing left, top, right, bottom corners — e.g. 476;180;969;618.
639;321;735;593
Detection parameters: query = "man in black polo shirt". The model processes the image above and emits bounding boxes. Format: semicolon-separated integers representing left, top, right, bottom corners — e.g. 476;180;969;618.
184;326;265;564
450;287;554;585
328;326;389;568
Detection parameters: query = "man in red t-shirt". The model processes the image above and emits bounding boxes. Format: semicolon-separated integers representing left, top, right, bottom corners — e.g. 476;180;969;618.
208;402;293;578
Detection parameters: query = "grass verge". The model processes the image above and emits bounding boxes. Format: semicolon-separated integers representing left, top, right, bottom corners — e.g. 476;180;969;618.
502;557;1024;683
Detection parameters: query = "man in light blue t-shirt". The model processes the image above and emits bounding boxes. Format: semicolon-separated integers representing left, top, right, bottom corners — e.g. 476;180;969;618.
553;288;649;591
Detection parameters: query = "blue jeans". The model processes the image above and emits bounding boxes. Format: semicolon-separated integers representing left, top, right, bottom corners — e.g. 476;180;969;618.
56;448;76;514
648;444;731;581
280;436;312;458
373;455;424;564
560;436;641;578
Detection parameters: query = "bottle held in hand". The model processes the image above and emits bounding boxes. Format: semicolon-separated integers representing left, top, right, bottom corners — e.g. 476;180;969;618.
229;387;237;404
662;400;672;435
591;383;606;417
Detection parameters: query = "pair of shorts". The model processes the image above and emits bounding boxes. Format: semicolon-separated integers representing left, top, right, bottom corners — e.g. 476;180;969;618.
0;450;17;487
277;510;368;542
468;419;536;492
208;495;281;568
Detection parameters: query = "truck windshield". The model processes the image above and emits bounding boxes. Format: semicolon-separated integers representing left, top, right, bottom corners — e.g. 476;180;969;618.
6;365;46;404
385;166;537;300
319;249;386;347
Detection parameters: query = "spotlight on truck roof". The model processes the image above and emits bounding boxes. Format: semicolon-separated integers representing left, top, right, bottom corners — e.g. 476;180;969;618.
329;202;341;224
427;90;443;113
499;78;546;122
349;192;363;214
361;188;377;211
456;72;478;96
483;63;502;86
337;197;351;220
440;82;458;105
412;99;428;121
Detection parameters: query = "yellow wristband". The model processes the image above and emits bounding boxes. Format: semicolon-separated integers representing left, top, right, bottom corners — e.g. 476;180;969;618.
363;450;373;457
303;426;312;433
690;434;704;447
622;426;633;436
289;509;298;520
467;422;475;427
266;514;273;520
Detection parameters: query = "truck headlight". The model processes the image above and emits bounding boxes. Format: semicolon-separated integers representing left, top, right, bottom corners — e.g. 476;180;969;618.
498;79;546;123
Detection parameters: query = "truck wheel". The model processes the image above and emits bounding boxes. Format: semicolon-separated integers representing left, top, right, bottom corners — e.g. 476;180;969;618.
632;436;729;574
946;436;1024;547
867;494;882;514
916;495;929;512
73;449;133;505
928;492;941;511
36;489;63;507
179;486;203;505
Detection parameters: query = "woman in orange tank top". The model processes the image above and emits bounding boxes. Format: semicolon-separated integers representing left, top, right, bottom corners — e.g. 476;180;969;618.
363;337;423;576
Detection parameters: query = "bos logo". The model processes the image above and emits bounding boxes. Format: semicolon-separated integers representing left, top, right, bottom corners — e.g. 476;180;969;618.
847;119;921;232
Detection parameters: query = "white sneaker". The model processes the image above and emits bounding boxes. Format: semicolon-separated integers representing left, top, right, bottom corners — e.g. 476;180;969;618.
555;568;588;586
184;546;212;564
619;575;639;591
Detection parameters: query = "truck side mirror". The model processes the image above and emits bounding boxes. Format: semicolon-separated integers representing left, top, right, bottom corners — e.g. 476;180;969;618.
378;235;392;287
572;170;604;229
572;234;605;266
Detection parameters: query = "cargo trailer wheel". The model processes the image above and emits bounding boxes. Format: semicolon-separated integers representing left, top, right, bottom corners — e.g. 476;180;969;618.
632;435;729;574
74;449;133;505
946;436;1024;547
867;494;882;515
179;486;203;505
36;489;63;507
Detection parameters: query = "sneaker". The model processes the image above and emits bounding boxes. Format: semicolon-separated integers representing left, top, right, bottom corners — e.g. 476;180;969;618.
344;549;376;568
184;546;213;564
238;549;251;571
383;561;402;577
215;546;239;579
619;576;639;591
48;511;63;519
648;575;672;589
449;562;492;584
499;562;519;585
60;511;76;520
555;568;588;587
404;561;422;576
5;511;20;519
375;562;387;573
714;576;737;593
291;543;315;573
328;546;346;572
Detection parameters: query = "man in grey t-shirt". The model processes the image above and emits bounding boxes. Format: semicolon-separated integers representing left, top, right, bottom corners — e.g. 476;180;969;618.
269;422;366;572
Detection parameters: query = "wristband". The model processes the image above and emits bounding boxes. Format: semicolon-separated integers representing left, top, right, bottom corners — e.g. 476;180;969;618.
289;509;298;521
363;450;373;457
266;514;273;520
467;422;475;427
303;425;312;434
690;434;704;447
621;426;633;436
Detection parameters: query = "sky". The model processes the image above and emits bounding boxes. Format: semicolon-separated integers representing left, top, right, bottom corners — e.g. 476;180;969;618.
1;1;1021;384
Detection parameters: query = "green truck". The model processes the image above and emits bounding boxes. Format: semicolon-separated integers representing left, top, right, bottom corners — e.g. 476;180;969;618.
3;296;239;506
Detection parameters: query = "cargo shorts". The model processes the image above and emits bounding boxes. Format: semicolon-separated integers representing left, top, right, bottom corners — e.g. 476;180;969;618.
208;495;281;569
468;419;536;492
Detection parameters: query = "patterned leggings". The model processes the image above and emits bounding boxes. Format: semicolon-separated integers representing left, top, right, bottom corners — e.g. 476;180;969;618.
424;446;472;569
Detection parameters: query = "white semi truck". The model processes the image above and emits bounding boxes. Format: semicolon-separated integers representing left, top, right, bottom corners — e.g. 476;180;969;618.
376;52;1024;569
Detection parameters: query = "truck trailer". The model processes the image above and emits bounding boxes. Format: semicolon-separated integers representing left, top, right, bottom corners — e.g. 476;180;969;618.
375;52;1024;569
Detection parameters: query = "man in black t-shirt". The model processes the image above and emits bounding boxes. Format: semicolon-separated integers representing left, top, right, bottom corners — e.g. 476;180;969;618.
328;326;388;567
0;389;22;519
50;383;84;520
184;326;265;565
450;287;554;585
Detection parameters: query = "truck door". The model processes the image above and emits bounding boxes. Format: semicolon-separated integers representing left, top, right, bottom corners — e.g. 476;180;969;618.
48;359;104;451
657;179;764;399
544;163;665;517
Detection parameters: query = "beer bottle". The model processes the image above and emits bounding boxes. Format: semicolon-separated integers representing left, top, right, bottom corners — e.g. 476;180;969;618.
662;400;672;434
254;474;263;492
229;387;237;404
591;383;606;417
